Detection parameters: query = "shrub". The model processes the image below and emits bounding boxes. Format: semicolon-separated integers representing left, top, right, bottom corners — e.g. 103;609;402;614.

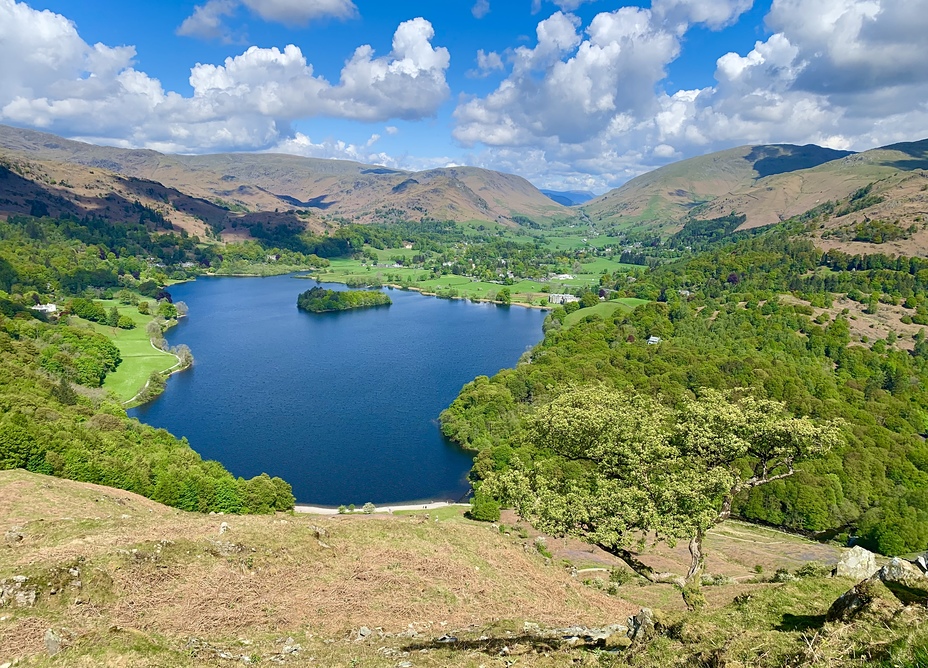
468;491;501;522
362;502;376;514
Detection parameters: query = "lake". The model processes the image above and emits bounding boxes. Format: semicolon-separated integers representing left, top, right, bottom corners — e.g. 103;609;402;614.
130;275;546;506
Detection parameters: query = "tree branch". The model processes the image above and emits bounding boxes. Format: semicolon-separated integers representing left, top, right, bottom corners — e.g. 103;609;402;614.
597;544;686;586
736;465;795;493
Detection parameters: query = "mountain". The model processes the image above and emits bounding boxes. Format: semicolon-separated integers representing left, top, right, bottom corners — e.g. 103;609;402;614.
0;125;567;231
540;189;597;206
692;139;928;229
582;144;855;233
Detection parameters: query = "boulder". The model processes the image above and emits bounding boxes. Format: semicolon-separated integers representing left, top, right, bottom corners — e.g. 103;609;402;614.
914;554;927;574
826;579;902;623
44;628;73;655
876;557;928;605
627;608;663;642
833;546;878;581
827;579;876;622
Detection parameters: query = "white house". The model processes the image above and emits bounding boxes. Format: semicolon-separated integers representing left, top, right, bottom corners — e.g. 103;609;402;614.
647;336;661;345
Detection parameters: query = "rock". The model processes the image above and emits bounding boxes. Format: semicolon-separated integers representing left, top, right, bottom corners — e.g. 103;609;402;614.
356;626;371;641
877;557;928;605
827;580;878;622
834;546;878;581
627;608;662;642
1;577;37;608
915;555;928;574
4;527;23;544
827;578;903;622
219;522;230;535
523;621;540;635
44;628;71;655
605;632;633;649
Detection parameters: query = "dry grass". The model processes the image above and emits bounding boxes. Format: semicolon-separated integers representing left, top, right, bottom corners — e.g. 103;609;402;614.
1;470;634;665
2;470;918;667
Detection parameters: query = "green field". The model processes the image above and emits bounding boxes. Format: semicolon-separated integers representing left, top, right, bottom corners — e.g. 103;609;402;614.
311;245;643;307
77;300;179;402
562;297;649;327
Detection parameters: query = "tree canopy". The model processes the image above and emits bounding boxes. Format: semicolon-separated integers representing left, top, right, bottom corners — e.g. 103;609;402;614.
490;386;844;585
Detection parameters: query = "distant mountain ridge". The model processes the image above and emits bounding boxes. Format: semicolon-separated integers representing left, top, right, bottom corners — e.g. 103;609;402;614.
0;125;567;229
540;189;596;206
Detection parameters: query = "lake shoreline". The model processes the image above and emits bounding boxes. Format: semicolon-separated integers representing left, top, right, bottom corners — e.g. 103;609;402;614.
129;274;545;504
294;501;471;515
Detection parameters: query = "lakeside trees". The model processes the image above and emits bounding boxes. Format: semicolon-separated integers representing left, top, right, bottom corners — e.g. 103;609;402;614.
0;310;294;514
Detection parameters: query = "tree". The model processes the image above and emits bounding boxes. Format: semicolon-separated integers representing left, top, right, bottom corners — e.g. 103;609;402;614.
490;386;843;592
496;287;511;305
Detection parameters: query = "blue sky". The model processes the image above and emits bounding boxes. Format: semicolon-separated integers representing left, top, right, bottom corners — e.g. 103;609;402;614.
2;0;927;192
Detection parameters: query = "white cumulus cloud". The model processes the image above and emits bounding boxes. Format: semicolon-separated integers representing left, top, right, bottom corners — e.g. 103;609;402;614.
452;0;928;192
0;0;450;152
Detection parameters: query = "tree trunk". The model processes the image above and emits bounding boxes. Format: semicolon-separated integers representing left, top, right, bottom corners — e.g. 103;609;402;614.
599;544;686;587
686;529;705;583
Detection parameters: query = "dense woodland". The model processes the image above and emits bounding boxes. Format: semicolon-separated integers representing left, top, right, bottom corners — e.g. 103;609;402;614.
442;233;928;556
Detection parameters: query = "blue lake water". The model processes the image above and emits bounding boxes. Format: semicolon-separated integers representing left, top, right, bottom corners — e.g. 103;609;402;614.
129;275;546;506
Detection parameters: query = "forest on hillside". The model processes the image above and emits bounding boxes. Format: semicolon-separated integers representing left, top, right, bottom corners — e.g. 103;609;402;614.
443;233;928;555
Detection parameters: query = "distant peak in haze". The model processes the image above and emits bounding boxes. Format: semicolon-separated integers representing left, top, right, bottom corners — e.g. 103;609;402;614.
540;189;597;207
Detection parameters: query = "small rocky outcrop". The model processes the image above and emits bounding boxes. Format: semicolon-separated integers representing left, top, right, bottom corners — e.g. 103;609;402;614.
828;557;928;622
0;576;37;608
627;607;665;642
876;557;928;605
826;579;898;622
4;526;24;544
833;545;878;581
915;554;927;574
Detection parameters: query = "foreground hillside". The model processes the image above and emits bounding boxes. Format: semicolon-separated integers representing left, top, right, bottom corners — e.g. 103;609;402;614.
2;470;926;667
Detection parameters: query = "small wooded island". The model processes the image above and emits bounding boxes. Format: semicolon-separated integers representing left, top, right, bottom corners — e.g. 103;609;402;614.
297;286;392;313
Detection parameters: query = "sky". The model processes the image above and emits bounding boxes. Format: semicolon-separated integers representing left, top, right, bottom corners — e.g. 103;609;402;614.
1;0;927;194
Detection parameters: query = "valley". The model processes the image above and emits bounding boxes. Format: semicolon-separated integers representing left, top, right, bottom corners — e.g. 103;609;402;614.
1;124;927;666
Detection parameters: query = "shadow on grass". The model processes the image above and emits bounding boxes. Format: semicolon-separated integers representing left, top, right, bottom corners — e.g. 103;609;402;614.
776;613;826;632
400;634;565;657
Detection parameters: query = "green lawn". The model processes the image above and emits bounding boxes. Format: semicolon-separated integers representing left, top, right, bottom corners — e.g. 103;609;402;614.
563;298;650;327
78;300;179;402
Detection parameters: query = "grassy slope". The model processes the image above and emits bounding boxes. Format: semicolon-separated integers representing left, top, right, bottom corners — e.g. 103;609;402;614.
74;300;178;402
3;470;924;667
563;299;649;327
